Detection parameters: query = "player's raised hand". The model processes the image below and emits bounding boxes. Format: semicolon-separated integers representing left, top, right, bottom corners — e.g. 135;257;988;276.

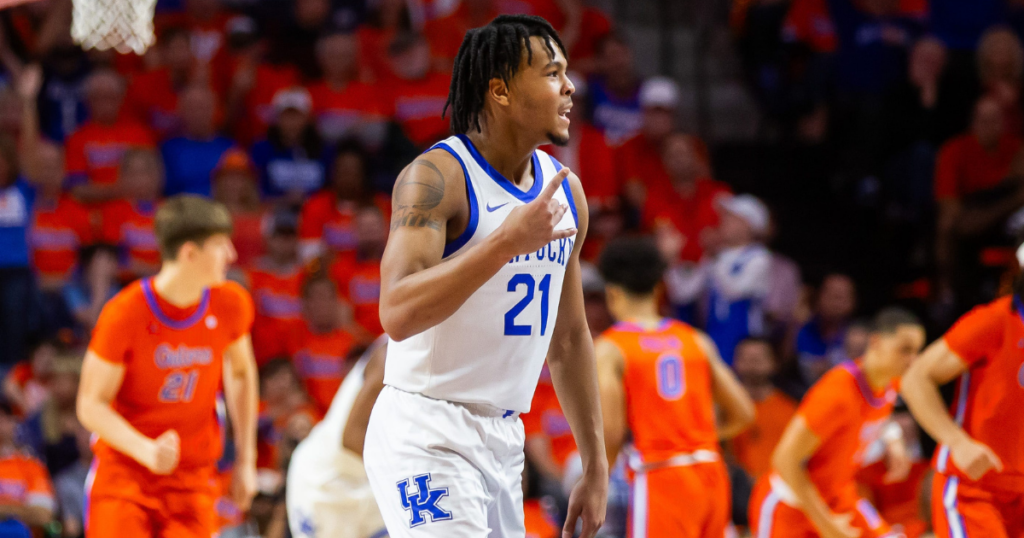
951;436;1003;480
498;168;577;257
819;511;862;538
147;430;180;475
562;470;607;538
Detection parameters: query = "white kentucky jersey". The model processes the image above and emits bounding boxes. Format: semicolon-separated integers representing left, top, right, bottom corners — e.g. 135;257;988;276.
292;339;380;482
384;134;579;413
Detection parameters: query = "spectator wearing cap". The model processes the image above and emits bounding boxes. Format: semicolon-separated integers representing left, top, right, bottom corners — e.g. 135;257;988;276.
586;33;643;145
212;149;266;270
541;72;618;209
0;401;56;535
160;84;235;197
935;95;1024;305
245;210;306;366
250;88;329;201
307;31;390;147
65;69;155;204
794;273;857;384
385;33;452;149
125;27;209;139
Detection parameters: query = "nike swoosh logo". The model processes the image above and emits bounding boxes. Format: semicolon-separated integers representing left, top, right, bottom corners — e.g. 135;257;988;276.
486;202;509;212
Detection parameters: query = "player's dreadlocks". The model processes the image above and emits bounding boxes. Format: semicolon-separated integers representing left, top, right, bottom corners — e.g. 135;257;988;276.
443;15;566;134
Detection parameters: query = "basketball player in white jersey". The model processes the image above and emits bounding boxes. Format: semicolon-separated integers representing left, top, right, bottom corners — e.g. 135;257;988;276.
364;14;607;538
287;337;389;538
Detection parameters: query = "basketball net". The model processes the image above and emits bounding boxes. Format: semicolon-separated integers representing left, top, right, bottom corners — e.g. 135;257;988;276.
70;0;156;54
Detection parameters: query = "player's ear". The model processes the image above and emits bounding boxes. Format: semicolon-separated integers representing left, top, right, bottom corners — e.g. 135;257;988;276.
488;77;510;108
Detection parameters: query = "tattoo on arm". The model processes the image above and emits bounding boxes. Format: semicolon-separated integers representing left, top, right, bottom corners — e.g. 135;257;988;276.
391;159;446;231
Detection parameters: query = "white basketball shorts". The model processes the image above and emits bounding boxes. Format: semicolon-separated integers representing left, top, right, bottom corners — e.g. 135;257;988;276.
364;386;527;537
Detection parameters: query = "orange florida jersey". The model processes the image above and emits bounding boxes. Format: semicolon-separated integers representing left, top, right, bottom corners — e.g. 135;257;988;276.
0;451;55;514
87;278;255;469
285;324;357;412
793;360;899;508
246;261;305;365
99;200;161;275
29;195;93;281
938;295;1024;491
604;319;719;463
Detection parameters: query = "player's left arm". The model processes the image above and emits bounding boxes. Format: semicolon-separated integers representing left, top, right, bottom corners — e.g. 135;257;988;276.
341;339;388;457
696;332;755;440
223;333;259;511
546;172;607;538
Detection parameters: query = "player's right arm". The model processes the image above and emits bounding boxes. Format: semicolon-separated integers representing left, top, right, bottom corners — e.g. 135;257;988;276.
901;338;1003;480
379;152;576;341
594;337;626;470
771;416;861;538
77;352;180;474
342;340;388;457
696;332;755;440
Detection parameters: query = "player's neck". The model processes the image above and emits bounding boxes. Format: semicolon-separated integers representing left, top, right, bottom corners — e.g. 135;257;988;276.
861;351;896;392
613;296;661;327
152;265;210;307
465;129;538;187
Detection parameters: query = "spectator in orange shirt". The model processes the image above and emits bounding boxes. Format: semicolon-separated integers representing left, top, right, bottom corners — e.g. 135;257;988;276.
99;149;164;279
934;96;1024;307
307;31;389;146
0;401;55;534
358;0;418;84
1;339;56;418
286;273;358;413
728;338;798;481
66;70;155;204
299;140;388;263
212;150;265;270
855;410;930;538
386;33;452;149
256;358;319;473
330;205;387;342
247;211;305;366
126;27;204;139
423;0;500;67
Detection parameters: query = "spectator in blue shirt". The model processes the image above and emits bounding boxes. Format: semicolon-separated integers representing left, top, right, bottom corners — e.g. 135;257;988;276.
586;33;643;145
160;85;234;197
0;136;36;369
251;88;328;203
795;272;857;384
37;46;91;142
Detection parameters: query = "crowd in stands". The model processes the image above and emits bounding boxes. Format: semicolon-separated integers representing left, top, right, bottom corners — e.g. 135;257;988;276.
0;0;1021;536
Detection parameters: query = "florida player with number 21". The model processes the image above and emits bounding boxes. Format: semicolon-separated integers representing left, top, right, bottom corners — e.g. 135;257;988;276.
77;195;259;538
364;14;607;538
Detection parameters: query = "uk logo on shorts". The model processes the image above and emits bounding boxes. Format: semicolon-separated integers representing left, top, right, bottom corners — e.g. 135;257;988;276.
397;473;452;527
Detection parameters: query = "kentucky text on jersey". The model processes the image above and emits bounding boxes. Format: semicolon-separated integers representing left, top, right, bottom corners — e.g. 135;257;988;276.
507;237;575;267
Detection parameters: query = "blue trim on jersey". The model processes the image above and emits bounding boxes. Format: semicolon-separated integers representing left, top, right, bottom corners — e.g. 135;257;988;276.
434;142;479;258
455;134;542;203
141;278;210;330
368;529;390;538
839;360;894;408
547;154;579;227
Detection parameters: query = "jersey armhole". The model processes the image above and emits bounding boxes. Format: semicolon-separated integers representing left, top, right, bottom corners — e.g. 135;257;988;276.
547;154;579;227
432;143;479;259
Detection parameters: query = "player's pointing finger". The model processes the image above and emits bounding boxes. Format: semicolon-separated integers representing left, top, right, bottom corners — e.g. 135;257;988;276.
538;168;570;201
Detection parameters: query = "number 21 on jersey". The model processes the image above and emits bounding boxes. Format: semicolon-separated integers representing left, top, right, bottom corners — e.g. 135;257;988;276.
159;371;200;403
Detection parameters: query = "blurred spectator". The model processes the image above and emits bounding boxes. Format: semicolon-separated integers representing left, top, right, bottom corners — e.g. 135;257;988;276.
20;354;81;477
65;69;155;204
542;72;617;209
2;340;56;418
762;213;803;344
795;273;856;384
586;33;642;145
155;0;234;68
976;27;1024;137
62;244;120;335
98;148;164;280
285;273;358;413
256;358;319;473
522;457;559;538
580;261;611;338
251;88;328;201
299;140;386;263
125;27;206;139
928;0;1003;51
0;135;36;369
843;319;871;360
267;0;340;81
702;194;773;364
307;31;389;146
521;364;577;485
0;401;55;534
423;0;501;66
329;206;386;341
727;337;797;481
212;149;265;269
645;132;730;264
358;0;420;83
934;96;1024;304
247;211;305;366
855;411;930;538
36;46;91;143
53;420;90;538
160;84;233;197
385;33;451;149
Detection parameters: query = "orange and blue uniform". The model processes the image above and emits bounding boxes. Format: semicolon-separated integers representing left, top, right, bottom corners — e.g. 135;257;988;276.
84;278;254;538
99;200;160;278
246;261;305;366
284;323;357;413
931;296;1024;538
29;195;93;283
330;256;383;339
0;449;56;519
65;120;155;187
749;360;899;538
604;319;730;538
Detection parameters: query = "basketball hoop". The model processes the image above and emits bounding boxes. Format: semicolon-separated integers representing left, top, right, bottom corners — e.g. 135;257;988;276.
71;0;156;55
